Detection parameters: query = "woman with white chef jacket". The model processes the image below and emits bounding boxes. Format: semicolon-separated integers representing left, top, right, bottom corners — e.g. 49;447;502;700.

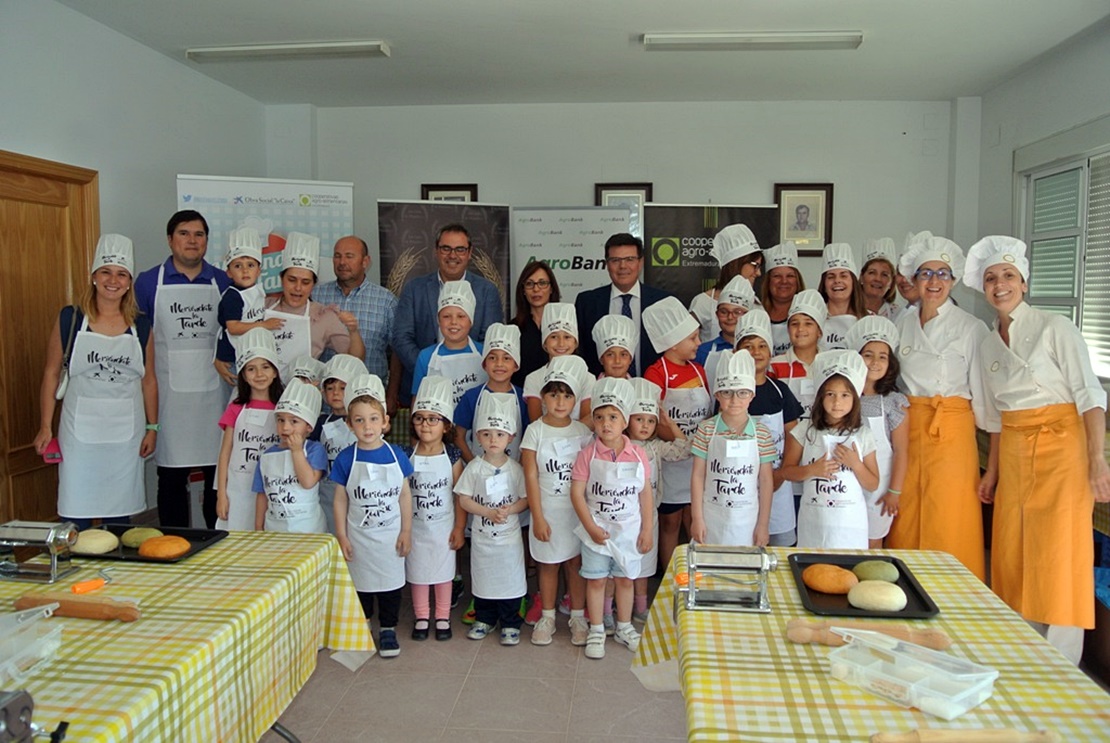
885;237;990;581
818;243;864;350
760;242;806;357
264;232;364;382
966;236;1110;664
35;235;156;528
689;224;763;344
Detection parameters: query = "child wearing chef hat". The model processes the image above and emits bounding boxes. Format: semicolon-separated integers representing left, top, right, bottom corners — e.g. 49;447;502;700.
780;351;880;550
412;281;488;408
694;275;756;385
214;227;278;385
252;379;329;535
689;223;762;344
591;314;638;380
308;353;369;535
453;323;529;463
523;302;593;423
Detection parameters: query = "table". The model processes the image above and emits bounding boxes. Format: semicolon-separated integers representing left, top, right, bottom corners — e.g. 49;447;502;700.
0;531;373;742
633;548;1110;742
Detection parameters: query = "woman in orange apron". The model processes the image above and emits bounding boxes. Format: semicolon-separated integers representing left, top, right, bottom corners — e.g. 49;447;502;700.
965;236;1110;664
887;237;990;581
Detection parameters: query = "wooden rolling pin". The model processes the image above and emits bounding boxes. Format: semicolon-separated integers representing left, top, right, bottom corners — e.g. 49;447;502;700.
871;730;1060;742
15;592;141;622
786;617;952;650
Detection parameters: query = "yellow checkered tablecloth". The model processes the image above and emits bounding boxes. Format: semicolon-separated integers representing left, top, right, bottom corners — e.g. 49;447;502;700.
633;548;1110;742
0;531;372;742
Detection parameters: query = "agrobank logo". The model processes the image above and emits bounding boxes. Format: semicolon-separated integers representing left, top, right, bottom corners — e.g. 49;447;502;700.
651;237;680;267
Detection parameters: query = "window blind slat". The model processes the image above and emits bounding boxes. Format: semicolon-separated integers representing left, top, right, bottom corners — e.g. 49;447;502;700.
1080;153;1110;376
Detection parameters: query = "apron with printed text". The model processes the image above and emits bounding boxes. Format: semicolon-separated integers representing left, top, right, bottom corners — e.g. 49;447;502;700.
318;416;356;535
659;358;713;505
528;429;591;563
469;467;527;599
343;446;407;592
427;340;488;408
574;442;645;578
264;300;312;383
821;314;857;350
797;430;868;549
219;283;266;368
216;405;277;531
259;445;327;534
702;345;731;393
406;447;457;585
702;428;761;546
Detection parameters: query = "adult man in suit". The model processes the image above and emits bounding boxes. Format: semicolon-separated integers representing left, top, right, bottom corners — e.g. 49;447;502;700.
392;223;503;406
575;232;671;376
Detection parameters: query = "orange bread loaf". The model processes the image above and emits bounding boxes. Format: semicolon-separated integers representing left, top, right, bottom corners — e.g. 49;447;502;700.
802;563;859;595
137;535;191;559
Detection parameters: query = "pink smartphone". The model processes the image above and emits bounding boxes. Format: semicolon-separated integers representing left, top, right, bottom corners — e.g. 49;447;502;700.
42;438;62;464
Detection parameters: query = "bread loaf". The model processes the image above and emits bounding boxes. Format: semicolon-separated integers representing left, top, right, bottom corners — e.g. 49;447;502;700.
852;560;900;583
120;526;163;549
72;529;120;555
847;580;908;612
137;535;191;559
802;564;859;594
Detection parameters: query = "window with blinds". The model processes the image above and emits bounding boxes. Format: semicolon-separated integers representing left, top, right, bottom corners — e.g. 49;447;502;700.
1084;153;1110;377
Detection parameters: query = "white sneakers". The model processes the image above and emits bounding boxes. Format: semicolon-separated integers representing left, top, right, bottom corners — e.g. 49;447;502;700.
585;630;606;659
614;624;641;652
531;616;556;645
568;616;590;646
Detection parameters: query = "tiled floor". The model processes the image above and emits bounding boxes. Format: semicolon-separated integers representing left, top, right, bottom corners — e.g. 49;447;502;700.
260;584;686;743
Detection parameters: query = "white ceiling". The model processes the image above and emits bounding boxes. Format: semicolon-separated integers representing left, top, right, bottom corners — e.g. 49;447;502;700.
57;0;1110;107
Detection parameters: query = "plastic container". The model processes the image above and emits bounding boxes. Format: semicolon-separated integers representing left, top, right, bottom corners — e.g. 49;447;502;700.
0;603;63;686
827;628;998;720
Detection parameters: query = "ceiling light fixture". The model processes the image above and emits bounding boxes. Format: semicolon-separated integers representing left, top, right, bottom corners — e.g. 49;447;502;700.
186;40;391;63
641;31;863;52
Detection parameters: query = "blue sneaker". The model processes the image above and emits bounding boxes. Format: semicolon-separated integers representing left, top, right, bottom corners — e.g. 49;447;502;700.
467;621;492;640
378;628;400;658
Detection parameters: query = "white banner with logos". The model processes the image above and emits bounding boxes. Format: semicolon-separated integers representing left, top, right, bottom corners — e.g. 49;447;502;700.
511;206;630;312
176;175;354;293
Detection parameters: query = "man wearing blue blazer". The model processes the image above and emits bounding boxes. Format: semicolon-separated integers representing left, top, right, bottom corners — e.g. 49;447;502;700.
393;223;503;406
575;232;672;376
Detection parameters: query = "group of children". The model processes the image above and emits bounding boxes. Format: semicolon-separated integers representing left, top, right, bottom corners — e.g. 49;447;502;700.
208;224;911;659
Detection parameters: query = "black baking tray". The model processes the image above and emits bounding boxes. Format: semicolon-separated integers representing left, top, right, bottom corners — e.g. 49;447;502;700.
788;553;939;619
73;525;228;563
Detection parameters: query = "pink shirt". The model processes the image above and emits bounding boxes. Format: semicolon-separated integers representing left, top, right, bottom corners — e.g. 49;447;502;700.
571;434;652;485
218;399;277;430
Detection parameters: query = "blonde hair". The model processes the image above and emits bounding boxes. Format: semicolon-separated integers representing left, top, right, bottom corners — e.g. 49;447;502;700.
79;272;139;325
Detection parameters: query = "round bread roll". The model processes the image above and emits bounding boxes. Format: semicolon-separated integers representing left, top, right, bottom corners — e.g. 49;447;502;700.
802;564;859;595
848;580;908;612
120;526;164;549
138;535;191;559
852;559;900;583
72;529;120;555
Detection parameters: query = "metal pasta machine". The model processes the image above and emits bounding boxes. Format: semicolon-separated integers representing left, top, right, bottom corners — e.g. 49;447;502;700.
675;541;778;615
0;521;80;584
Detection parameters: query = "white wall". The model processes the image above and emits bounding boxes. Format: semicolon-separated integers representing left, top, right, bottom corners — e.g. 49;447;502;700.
316;100;953;286
0;0;267;270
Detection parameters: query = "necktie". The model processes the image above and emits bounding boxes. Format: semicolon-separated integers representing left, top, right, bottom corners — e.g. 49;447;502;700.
620;294;636;375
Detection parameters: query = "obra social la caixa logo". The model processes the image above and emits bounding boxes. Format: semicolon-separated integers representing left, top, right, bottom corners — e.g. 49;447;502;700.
650;237;681;267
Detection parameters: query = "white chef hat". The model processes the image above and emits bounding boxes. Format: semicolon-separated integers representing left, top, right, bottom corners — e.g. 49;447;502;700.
903;230;935;251
438;280;476;321
236;327;280;369
963;236;1030;293
629;378;662;418
711;224;760;267
322;353;368;386
413;375;455;419
282;232;320;276
822;243;859;277
542;354;590;399
787;289;827;330
92;234;135;276
291;355;326;385
344;372;387;410
862;238;897;267
763;241;799;271
735;308;774;350
812;350;868;397
643;296;700;353
541;302;578;341
474;391;518;435
226;227;263;266
276;379;322;425
717;275;756;311
898;236;966;281
590;376;635;421
714;348;756;394
843;315;900;354
591;314;637;357
482;322;521;366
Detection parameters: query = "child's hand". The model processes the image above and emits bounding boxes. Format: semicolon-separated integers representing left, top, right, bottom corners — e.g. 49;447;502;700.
261;316;284;331
833;442;862;470
810;454;839;479
286;430;305;450
637;528;653;554
752;524;770;547
396;530;411;557
335;309;359;332
588;524;609;545
879;491;900;517
689;518;707;544
337;535;354;561
494;505;510;524
531;515;551;542
448;527;465;550
216;492;229;520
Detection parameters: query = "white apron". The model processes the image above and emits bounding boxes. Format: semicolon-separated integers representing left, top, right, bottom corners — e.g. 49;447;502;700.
863;397;895;540
638;444;661;577
702;343;732;393
796;430;868;549
466;387;521;460
259;444;327;534
470;466;527;600
318;416;356;535
153;265;223;467
58;317;146;518
821;314;857;350
406;447;457;585
659;358;713;505
219;283;266;367
216;405;277;531
344;446;407;592
264;300;312;383
574;444;645;578
756;383;796;536
771;319;792;357
427;340;488;408
702;427;760;546
528;428;590;563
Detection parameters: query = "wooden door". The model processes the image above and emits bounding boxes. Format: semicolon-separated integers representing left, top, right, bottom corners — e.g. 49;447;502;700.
0;150;98;523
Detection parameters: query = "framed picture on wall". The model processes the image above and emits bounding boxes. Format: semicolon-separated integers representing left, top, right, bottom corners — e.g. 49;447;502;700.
421;183;478;202
595;182;653;240
774;182;833;256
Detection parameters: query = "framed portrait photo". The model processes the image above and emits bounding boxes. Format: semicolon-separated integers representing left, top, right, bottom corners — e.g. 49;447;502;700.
421;183;478;202
774;183;833;256
595;182;653;240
